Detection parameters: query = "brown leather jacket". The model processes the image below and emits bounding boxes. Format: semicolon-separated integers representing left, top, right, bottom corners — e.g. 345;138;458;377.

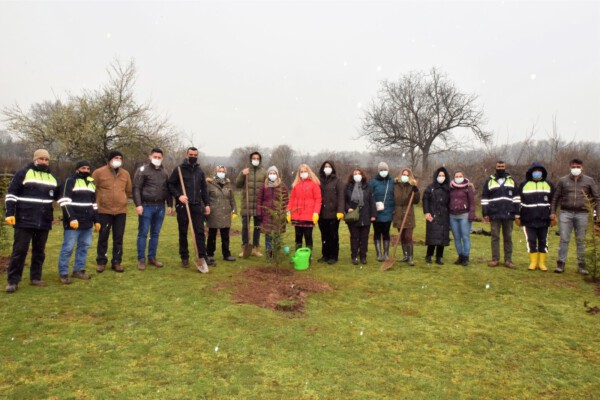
551;173;600;214
92;165;132;215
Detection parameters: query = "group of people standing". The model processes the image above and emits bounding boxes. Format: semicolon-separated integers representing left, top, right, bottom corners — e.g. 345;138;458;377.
4;148;600;294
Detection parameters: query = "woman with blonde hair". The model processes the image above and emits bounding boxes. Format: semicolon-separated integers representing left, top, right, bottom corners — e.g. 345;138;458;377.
393;168;420;266
287;164;322;250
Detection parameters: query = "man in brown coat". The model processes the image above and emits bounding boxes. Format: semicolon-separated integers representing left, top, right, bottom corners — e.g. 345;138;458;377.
92;150;132;273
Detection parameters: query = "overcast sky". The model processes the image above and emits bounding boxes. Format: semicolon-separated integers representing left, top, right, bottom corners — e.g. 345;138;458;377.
1;0;598;157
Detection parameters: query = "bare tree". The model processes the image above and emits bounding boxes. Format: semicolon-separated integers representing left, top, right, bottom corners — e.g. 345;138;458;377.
362;68;491;175
269;144;296;187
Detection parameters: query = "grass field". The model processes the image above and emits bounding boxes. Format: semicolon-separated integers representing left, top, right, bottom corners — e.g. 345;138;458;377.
1;200;599;399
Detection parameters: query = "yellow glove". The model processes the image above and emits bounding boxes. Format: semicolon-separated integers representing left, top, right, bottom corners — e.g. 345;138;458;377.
336;212;344;221
232;213;238;219
5;216;15;225
312;213;319;224
94;223;101;232
70;220;79;230
286;212;291;223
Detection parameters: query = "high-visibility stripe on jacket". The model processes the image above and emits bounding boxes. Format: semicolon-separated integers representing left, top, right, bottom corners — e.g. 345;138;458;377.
59;173;98;230
481;174;520;220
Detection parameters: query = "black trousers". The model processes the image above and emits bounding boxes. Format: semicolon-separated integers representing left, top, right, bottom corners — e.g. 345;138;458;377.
373;221;392;241
241;215;262;247
426;245;445;259
207;227;231;257
96;213;127;266
524;226;549;253
318;218;340;260
7;227;49;284
295;226;313;248
176;203;206;260
348;224;370;259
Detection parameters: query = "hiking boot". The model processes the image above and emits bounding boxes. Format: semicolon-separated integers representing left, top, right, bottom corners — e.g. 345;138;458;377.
96;264;106;273
251;247;263;257
454;255;463;265
504;260;517;269
72;270;91;280
352;258;359;265
5;283;17;293
360;256;367;265
317;257;328;263
137;259;146;271
488;259;499;267
223;255;236;262
425;255;432;264
461;256;470;267
578;263;589;275
111;264;124;273
182;259;189;268
30;280;46;287
60;275;71;284
435;257;444;265
148;259;164;268
554;261;565;273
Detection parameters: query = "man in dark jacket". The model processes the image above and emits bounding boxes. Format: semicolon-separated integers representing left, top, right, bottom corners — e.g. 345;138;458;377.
168;147;211;269
516;163;555;271
481;161;520;268
57;160;100;284
134;148;173;270
550;158;600;274
4;149;58;293
317;160;345;265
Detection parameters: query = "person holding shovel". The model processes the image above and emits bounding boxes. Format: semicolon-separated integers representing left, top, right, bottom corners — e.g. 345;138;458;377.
168;147;211;268
392;168;420;266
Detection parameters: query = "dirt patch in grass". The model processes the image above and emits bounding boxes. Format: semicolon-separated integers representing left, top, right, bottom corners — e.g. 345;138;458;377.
0;255;8;274
216;266;332;316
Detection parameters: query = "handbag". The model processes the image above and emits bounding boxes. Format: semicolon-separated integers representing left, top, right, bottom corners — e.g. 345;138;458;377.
376;181;390;211
344;206;361;222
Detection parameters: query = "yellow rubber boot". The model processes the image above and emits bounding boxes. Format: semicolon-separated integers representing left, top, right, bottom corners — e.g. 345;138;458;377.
538;252;548;271
528;252;539;270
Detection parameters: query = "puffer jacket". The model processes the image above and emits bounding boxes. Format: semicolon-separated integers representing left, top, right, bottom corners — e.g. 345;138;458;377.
318;160;345;219
392;181;420;230
518;163;555;228
422;167;451;246
256;180;289;234
449;178;476;221
369;175;395;222
551;173;600;215
205;177;237;229
92;164;132;215
58;172;97;230
168;160;209;207
481;171;520;220
5;163;59;230
133;163;173;207
235;161;267;217
344;180;377;227
288;178;322;222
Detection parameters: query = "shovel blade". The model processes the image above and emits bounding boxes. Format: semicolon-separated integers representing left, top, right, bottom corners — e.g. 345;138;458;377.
381;258;395;271
242;244;252;259
196;257;209;274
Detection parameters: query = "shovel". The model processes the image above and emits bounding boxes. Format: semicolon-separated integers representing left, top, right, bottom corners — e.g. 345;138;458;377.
382;191;415;271
177;167;209;273
241;171;253;259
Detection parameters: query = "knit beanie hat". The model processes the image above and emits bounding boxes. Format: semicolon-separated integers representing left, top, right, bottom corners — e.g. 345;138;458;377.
378;161;389;171
33;149;50;161
75;160;91;170
267;165;279;175
108;150;123;161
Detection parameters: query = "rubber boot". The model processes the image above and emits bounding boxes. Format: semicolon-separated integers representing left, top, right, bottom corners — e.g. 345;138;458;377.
383;240;390;261
400;244;409;262
538;252;547;271
528;252;539;270
407;245;415;266
375;240;383;262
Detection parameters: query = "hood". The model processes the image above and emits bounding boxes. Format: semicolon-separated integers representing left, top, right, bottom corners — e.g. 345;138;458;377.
432;166;450;187
319;160;337;178
249;151;262;163
526;162;547;181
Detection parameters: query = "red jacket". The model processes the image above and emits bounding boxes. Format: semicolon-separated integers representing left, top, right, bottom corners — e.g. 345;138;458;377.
288;179;322;221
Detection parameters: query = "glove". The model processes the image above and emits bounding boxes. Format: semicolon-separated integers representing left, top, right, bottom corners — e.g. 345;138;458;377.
5;216;15;225
514;218;521;227
94;223;101;232
412;185;419;193
336;212;344;220
232;213;238;219
70;220;79;230
312;213;319;224
286;212;291;223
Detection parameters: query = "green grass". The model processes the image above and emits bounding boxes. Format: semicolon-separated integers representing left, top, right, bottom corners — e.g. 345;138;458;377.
1;201;599;399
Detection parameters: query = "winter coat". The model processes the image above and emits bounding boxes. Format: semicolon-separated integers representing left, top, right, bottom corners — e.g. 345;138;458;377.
5;163;59;230
518;163;555;228
392;181;420;230
288;179;322;222
133;163;173;207
369;175;395;222
205;177;237;229
344;181;377;227
481;171;520;220
92;164;132;215
256;181;289;234
449;178;476;221
318;160;345;219
551;173;600;215
422;167;451;246
235;166;267;217
168;160;209;207
58;172;97;230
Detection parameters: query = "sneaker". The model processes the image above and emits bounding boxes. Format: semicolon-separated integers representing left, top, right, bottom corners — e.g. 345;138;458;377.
5;283;17;293
137;259;146;271
251;247;263;257
352;258;359;265
148;259;164;268
96;264;106;273
487;260;499;267
223;256;236;262
504;261;517;269
72;270;91;280
554;261;565;273
182;259;189;268
578;265;589;275
60;275;71;284
206;257;215;267
30;280;46;287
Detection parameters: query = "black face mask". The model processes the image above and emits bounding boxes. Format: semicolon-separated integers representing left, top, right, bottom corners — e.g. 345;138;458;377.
188;157;198;165
78;172;91;179
34;163;49;172
495;169;506;178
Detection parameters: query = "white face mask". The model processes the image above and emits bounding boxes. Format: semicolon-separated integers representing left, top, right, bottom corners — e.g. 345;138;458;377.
111;160;122;169
300;172;309;180
400;175;409;183
437;176;445;184
268;174;277;182
454;177;464;184
251;159;260;167
323;167;333;176
151;158;162;167
353;174;363;183
571;168;582;177
216;172;226;179
379;171;388;178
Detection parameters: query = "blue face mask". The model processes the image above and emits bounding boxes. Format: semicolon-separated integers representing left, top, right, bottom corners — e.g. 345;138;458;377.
532;171;543;180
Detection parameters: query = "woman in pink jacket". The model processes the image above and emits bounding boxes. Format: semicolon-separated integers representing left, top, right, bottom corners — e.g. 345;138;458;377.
287;164;322;250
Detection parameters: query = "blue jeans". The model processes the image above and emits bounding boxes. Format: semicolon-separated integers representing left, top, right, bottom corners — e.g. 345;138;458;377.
137;204;166;260
558;211;588;264
58;228;93;276
450;214;472;257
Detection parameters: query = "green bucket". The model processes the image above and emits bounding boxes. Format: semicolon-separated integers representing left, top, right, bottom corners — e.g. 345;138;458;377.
291;247;311;270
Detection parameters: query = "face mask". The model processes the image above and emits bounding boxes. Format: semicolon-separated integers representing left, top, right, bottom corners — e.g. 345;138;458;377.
300;172;309;180
571;168;582;177
495;169;506;178
268;174;277;182
454;177;464;184
437;176;446;184
379;171;388;178
35;163;49;172
151;159;162;167
532;171;542;180
353;174;363;183
323;167;332;176
251;159;260;167
401;175;410;183
111;160;122;169
78;171;90;179
216;172;226;180
188;157;198;165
